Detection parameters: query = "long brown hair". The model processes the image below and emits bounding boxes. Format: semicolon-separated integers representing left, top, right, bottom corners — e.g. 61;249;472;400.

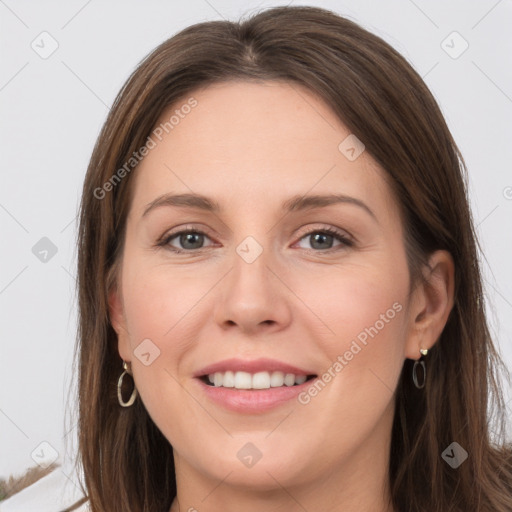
72;5;512;511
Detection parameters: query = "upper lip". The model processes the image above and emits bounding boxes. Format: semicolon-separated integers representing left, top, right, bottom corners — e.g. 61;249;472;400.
194;358;316;378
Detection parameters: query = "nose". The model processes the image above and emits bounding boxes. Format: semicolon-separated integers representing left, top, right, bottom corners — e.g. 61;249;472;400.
213;243;292;336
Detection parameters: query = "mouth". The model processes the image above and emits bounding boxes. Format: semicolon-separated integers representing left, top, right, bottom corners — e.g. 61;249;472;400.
193;358;319;413
198;371;318;390
195;371;319;413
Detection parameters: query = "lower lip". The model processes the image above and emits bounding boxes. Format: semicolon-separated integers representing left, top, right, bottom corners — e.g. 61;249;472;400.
195;377;317;413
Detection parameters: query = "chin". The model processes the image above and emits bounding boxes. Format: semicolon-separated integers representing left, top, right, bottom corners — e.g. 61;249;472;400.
194;444;313;490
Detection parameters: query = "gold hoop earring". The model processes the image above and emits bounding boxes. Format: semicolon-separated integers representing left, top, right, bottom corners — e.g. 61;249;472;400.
117;361;138;407
412;348;428;389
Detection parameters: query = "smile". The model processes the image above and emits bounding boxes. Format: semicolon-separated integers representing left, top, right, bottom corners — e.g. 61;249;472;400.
195;373;318;414
200;370;316;389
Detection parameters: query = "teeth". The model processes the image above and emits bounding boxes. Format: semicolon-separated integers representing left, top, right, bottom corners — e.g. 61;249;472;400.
206;371;310;389
252;371;270;389
294;375;307;385
223;370;235;387
234;371;252;389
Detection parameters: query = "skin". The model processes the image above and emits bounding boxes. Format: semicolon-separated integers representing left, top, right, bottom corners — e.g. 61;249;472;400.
109;80;454;512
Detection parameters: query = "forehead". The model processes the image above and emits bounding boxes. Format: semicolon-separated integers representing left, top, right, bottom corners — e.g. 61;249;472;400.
129;80;398;223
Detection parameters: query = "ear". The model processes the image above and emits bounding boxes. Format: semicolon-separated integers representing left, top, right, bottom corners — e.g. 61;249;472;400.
108;284;132;363
404;250;455;360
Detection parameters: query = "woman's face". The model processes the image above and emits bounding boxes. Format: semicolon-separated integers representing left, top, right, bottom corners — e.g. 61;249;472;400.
110;81;419;492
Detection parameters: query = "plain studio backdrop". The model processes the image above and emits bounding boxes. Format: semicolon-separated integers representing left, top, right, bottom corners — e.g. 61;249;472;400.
0;0;511;484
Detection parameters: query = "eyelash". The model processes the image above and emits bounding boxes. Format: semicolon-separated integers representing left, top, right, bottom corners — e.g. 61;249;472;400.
156;225;354;254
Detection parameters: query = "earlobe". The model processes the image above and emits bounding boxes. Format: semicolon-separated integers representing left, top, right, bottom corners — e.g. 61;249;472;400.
404;250;455;360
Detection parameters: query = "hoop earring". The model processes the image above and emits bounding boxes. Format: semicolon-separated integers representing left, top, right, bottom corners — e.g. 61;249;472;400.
412;348;428;389
117;361;138;407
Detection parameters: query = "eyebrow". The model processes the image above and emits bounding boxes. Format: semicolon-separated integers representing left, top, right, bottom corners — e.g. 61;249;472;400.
142;192;377;222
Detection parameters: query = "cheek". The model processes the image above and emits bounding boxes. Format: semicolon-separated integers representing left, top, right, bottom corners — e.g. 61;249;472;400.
331;272;406;354
119;259;212;441
297;259;409;393
121;258;208;348
296;255;407;336
118;254;229;408
286;263;408;460
118;257;203;412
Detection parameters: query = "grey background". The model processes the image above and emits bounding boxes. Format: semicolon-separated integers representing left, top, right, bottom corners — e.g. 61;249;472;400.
1;0;511;480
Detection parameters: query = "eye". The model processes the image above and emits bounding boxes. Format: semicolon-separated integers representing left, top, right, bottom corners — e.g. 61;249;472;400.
294;227;353;252
158;227;214;253
157;225;353;254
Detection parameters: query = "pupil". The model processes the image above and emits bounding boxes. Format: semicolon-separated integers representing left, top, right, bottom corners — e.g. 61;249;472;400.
311;233;332;250
181;233;203;249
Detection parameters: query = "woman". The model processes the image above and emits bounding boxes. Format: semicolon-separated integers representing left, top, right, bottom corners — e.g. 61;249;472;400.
74;5;512;511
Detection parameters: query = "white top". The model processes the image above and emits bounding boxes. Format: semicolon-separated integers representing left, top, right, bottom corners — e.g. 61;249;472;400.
0;467;88;512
